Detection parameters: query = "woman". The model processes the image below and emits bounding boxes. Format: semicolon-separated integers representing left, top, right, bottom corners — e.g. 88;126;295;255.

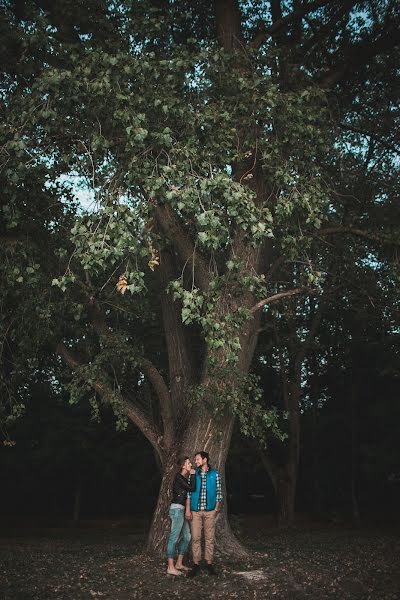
167;456;196;576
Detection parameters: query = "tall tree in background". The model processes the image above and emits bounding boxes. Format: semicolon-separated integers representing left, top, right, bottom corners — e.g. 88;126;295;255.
1;0;399;555
254;54;400;525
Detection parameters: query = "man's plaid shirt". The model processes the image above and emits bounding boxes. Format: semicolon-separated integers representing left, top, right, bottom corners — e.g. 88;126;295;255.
188;468;222;511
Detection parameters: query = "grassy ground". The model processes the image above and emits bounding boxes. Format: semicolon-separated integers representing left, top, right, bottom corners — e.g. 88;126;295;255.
0;516;399;599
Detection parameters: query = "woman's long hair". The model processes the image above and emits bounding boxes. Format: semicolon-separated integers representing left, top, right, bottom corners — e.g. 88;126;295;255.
177;456;189;469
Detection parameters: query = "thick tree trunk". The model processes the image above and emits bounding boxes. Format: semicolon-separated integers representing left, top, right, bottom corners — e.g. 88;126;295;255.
260;377;300;528
146;448;178;555
350;384;361;527
311;381;323;517
146;410;248;558
275;466;297;527
261;306;322;527
285;387;301;527
260;449;297;528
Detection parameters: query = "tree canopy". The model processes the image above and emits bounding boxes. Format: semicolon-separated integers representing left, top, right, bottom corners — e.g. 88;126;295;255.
1;0;399;553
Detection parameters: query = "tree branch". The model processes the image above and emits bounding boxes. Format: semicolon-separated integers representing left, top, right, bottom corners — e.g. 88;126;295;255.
339;122;398;153
142;358;175;448
56;341;165;460
157;249;196;417
320;17;400;88
250;286;314;313
87;297;175;448
153;204;210;290
299;1;354;56
250;0;333;50
315;226;397;245
214;0;244;50
0;235;26;247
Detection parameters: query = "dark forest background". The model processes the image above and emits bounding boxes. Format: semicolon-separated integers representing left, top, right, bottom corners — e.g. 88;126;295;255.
2;339;399;525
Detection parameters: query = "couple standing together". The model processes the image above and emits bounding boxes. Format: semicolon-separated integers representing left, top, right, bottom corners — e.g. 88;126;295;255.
167;450;222;577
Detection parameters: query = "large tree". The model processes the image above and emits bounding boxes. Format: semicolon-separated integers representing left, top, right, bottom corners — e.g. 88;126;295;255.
1;0;399;555
253;60;400;525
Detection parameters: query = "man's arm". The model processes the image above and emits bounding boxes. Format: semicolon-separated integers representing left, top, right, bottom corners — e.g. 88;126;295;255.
215;471;223;511
185;497;192;520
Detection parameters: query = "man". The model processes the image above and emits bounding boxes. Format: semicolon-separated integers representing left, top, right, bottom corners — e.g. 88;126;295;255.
186;450;222;577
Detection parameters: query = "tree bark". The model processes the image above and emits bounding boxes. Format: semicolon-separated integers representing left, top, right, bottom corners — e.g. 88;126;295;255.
260;412;299;528
146;448;179;555
146;408;248;557
350;383;361;527
272;356;301;527
259;300;324;527
260;447;297;528
275;466;297;527
310;366;323;517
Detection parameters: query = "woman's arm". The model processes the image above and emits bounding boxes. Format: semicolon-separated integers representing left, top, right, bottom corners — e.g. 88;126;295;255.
177;472;196;491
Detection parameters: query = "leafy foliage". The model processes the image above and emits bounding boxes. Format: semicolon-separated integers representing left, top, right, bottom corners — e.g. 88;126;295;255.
1;1;399;471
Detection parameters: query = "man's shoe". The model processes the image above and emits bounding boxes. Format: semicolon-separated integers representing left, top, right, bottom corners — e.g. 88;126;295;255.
188;564;201;578
206;563;217;576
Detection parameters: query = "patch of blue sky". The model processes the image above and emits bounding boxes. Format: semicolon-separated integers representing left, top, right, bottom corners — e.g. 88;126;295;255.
357;252;381;271
57;173;97;213
185;61;207;91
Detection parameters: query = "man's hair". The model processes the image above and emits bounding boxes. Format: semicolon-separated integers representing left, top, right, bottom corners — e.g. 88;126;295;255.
195;450;209;464
177;456;189;467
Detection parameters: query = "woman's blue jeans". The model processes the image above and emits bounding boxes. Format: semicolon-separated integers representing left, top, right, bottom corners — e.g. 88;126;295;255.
167;505;191;559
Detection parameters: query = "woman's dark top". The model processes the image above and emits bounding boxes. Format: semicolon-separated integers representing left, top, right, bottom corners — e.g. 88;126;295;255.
171;472;196;507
